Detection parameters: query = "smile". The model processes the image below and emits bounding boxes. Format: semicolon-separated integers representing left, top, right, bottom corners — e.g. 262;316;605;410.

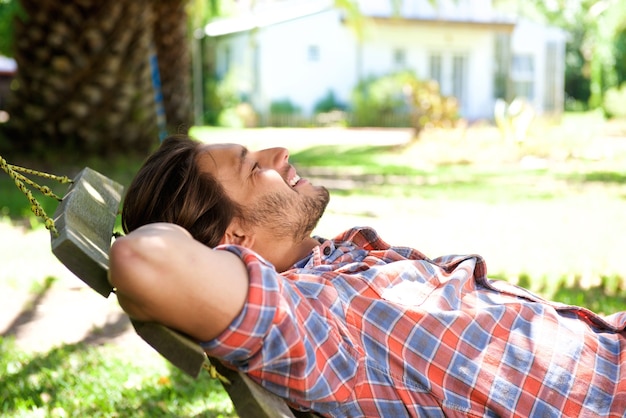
289;173;301;187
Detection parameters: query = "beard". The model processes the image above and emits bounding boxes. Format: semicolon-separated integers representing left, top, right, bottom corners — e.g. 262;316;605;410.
244;186;330;242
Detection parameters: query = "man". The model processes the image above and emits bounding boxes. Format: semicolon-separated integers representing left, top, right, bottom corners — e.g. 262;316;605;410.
110;134;626;417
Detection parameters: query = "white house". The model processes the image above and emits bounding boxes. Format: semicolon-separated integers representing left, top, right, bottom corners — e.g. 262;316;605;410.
203;0;566;123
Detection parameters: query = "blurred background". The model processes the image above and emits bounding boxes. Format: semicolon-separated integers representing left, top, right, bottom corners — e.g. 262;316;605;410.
1;0;626;416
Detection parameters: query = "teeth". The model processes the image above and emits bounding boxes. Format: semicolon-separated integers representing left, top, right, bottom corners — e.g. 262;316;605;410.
289;174;301;187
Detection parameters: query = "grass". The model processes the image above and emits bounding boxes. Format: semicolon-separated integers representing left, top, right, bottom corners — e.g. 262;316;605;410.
2;110;626;416
0;338;235;417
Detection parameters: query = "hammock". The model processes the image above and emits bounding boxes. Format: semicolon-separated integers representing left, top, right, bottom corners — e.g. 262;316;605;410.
1;156;317;418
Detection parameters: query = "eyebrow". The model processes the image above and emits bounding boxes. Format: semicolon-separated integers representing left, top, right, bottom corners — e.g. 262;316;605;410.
237;146;249;177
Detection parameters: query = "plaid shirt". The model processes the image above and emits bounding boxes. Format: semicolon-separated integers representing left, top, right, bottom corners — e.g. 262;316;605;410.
201;227;626;417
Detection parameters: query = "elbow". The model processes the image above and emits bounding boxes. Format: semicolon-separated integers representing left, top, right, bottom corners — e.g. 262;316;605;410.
108;235;153;320
108;236;136;292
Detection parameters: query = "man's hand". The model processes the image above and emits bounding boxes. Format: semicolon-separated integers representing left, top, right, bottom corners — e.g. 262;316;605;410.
109;223;249;341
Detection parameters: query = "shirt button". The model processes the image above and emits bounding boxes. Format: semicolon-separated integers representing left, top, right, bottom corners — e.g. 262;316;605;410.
323;246;332;256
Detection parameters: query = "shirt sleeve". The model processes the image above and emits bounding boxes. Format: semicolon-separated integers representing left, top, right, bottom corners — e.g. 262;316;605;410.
199;245;360;406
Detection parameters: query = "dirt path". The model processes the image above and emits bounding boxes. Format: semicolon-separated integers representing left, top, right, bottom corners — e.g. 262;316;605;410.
0;223;148;354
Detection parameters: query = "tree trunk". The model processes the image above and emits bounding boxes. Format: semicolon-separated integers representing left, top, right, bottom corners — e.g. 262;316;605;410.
153;0;192;135
2;0;158;156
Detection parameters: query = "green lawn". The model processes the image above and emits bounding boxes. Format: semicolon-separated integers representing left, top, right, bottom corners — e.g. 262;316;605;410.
0;337;236;417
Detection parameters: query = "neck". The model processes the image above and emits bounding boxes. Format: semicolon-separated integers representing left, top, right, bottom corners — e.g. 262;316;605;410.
257;235;320;272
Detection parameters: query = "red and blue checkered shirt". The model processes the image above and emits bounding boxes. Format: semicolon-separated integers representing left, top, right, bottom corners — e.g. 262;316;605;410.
201;227;626;417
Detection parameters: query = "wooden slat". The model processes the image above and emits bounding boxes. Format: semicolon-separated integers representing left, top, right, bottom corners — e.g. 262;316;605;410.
51;167;121;297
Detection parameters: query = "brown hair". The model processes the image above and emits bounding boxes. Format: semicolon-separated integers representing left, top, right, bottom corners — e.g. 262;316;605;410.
121;134;241;247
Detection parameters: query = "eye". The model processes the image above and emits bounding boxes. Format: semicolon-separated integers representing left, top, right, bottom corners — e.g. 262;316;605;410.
252;162;260;173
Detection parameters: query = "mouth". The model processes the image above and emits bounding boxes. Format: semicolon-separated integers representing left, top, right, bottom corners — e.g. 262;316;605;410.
289;173;301;187
287;166;303;188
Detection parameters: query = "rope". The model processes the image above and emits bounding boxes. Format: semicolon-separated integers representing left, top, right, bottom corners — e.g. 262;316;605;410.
0;155;73;237
202;359;231;385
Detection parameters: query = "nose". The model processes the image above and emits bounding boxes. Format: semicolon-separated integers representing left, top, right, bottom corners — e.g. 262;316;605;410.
257;147;289;169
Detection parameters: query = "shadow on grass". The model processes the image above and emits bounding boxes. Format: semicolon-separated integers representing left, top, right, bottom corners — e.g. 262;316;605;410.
2;276;56;338
0;336;235;417
581;171;626;184
0;279;235;418
492;272;626;315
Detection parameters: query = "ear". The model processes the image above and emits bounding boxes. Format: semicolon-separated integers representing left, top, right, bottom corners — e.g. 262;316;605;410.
220;218;256;248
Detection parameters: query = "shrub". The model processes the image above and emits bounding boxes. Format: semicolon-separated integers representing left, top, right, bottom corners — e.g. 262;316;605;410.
314;90;346;113
603;83;626;119
406;77;460;136
350;71;459;136
351;72;412;127
269;99;301;115
264;99;303;127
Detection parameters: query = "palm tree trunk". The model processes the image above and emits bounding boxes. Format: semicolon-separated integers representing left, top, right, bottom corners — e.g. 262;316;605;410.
3;0;158;155
153;0;192;134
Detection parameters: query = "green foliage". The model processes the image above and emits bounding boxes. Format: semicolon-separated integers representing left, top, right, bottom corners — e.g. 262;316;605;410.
269;99;301;115
564;30;591;109
350;71;459;134
405;77;460;135
350;72;413;127
602;82;626;119
263;99;304;127
492;273;626;315
313;90;346;114
203;70;248;127
510;0;626;109
0;0;22;57
0;337;235;417
614;27;626;86
202;78;224;126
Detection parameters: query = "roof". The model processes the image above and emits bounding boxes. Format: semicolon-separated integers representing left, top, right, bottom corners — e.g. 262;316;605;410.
204;0;517;37
205;0;333;37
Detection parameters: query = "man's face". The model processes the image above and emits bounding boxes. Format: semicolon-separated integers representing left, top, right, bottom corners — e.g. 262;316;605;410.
197;143;330;242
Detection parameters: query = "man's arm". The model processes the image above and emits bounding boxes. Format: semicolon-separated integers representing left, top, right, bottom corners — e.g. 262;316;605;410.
108;223;249;342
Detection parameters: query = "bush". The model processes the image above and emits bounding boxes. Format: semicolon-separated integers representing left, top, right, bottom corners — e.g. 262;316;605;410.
350;71;459;135
407;77;460;135
351;72;412;127
603;83;626;119
264;99;303;127
314;90;346;113
269;99;301;115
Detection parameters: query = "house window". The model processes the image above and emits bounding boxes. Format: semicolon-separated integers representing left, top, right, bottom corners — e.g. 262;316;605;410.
512;54;534;77
514;81;534;101
218;45;231;78
429;52;468;113
393;48;406;67
494;32;511;99
429;54;443;88
544;41;558;111
512;54;534;100
308;45;320;62
452;54;467;106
